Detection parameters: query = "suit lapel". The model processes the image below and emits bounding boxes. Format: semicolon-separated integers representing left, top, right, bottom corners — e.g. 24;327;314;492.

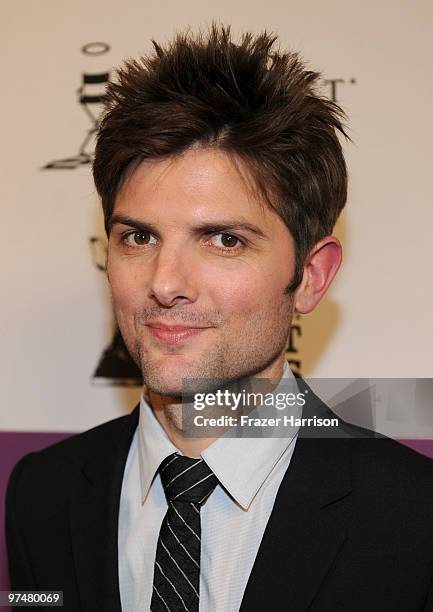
69;406;139;612
240;387;353;611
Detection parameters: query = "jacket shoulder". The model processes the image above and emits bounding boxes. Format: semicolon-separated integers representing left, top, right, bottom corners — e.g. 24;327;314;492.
7;407;139;511
17;410;133;465
346;433;433;502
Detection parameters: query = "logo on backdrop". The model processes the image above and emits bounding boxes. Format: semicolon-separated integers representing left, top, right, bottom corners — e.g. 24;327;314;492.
89;236;142;385
42;41;356;384
43;42;111;170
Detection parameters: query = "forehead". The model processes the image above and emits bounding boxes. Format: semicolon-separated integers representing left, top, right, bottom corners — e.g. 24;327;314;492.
114;147;271;224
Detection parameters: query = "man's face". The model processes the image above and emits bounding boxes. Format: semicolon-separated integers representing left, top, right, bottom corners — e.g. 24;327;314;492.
107;147;296;396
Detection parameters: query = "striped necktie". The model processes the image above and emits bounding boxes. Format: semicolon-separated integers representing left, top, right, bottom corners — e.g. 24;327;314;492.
150;452;219;612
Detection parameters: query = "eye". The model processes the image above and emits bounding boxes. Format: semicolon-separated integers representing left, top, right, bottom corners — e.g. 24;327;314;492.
209;233;243;250
122;230;157;247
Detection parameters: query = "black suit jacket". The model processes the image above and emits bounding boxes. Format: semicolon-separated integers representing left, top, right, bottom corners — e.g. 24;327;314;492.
6;388;433;612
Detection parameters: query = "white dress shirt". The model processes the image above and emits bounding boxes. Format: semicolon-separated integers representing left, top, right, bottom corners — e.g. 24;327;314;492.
118;361;300;612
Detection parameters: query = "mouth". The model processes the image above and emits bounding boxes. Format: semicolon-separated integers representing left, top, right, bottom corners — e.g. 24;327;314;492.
146;322;212;345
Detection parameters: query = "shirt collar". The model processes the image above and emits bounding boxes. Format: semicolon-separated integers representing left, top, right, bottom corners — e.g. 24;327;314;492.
202;361;300;509
137;361;300;508
137;395;179;504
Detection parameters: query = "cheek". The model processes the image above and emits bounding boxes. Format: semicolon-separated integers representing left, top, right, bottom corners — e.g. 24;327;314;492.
108;262;142;316
206;254;293;329
208;269;274;318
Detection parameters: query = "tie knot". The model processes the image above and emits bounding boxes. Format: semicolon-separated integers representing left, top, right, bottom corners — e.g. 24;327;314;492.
159;453;218;505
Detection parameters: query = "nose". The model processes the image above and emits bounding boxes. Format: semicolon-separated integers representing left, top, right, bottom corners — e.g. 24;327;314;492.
148;242;198;307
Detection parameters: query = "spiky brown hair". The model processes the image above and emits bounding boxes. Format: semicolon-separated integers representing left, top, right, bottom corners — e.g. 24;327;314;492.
93;24;349;290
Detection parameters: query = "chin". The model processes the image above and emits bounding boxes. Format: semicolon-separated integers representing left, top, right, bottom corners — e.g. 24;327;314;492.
142;366;220;398
147;384;183;398
141;362;188;396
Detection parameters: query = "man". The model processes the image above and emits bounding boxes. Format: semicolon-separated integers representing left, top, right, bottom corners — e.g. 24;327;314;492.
6;25;433;611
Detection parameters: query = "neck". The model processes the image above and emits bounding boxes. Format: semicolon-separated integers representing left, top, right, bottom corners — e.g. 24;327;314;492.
148;358;287;457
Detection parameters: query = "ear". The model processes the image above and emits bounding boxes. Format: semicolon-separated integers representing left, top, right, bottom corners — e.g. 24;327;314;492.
294;237;342;315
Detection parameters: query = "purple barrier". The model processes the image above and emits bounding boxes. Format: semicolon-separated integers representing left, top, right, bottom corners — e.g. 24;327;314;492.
397;439;433;459
1;432;433;595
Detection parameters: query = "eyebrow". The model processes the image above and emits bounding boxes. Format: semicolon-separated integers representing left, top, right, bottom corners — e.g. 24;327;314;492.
109;213;268;240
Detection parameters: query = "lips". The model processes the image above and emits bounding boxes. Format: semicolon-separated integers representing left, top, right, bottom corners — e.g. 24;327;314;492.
148;323;206;331
146;322;211;344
